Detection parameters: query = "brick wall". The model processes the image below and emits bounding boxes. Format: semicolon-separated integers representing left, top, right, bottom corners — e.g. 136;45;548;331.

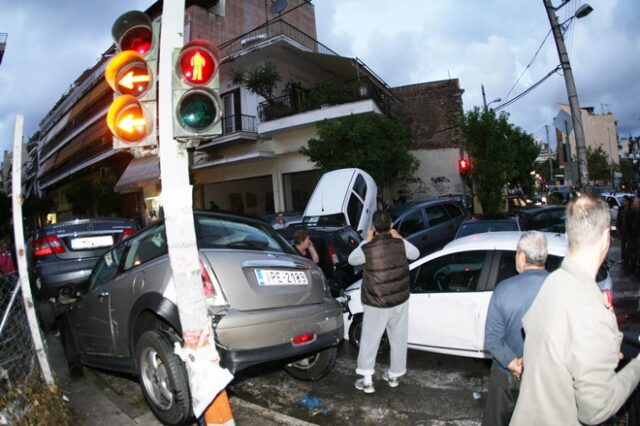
185;0;316;44
391;79;465;150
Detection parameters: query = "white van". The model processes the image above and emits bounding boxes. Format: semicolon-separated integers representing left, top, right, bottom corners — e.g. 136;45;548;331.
302;168;378;234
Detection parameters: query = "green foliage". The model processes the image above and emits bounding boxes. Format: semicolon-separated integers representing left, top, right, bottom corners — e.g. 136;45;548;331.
231;61;281;104
461;107;540;214
300;113;419;189
587;145;612;183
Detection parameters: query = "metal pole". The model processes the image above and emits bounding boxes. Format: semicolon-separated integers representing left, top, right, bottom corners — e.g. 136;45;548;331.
543;0;589;189
481;84;488;110
11;114;54;386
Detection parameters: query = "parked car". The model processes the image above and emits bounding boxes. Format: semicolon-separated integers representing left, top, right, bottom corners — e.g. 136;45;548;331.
341;232;612;359
59;211;343;425
517;205;567;233
33;218;138;301
262;211;303;228
603;193;635;231
302;168;378;235
546;185;578;204
439;193;473;213
389;198;466;256
454;215;521;239
276;224;363;296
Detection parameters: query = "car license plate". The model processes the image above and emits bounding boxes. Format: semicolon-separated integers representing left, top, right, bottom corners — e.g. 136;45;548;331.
70;235;114;250
255;269;308;286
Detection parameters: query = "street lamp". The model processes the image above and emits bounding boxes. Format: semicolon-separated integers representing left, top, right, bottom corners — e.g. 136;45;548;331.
481;84;501;110
543;0;593;190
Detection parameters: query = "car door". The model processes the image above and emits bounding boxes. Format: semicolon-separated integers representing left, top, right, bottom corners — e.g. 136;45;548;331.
424;204;457;253
396;208;429;254
69;243;126;356
109;224;169;356
408;250;492;357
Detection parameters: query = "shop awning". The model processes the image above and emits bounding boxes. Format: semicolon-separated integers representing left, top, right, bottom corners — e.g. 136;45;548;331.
115;155;160;193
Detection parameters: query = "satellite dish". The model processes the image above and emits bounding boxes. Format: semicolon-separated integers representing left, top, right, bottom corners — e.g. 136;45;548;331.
270;0;288;14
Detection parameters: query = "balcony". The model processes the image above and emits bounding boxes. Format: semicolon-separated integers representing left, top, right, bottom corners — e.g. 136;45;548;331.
197;113;258;150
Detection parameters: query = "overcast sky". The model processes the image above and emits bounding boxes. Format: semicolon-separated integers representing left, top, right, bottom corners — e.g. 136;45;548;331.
1;0;638;157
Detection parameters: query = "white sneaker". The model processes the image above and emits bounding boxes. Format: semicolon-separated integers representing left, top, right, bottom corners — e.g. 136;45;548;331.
355;378;375;394
382;372;399;388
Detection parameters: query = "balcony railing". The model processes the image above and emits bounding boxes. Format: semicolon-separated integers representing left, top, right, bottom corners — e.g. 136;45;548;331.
219;19;339;59
222;114;257;134
257;78;383;122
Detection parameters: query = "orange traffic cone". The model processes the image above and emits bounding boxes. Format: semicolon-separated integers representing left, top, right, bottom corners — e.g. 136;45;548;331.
203;390;235;426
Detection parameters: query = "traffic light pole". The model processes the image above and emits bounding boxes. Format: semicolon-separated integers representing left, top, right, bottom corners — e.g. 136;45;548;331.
157;1;232;420
543;0;589;189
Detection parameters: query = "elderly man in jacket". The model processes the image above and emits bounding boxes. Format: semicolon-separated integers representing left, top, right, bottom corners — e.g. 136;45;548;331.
511;194;640;425
348;210;419;394
482;231;549;426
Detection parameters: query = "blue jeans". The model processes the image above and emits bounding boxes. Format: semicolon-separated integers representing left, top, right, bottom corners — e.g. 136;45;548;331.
356;300;409;379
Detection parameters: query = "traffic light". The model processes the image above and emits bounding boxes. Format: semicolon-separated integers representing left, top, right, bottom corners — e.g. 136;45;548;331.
105;11;159;153
458;158;470;177
172;39;222;147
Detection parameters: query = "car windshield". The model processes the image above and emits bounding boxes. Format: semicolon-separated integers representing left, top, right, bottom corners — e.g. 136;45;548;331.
196;216;291;252
456;221;519;238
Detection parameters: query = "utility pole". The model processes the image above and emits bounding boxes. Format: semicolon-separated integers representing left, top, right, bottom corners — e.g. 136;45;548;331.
543;0;590;189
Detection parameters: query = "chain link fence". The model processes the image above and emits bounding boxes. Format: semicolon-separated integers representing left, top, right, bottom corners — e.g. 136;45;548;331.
0;274;41;422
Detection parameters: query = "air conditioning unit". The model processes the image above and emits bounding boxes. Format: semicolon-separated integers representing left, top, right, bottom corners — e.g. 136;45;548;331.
240;33;267;48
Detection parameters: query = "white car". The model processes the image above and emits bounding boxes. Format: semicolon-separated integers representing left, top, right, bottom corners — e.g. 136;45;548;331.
302;168;378;235
602;193;635;231
342;231;612;359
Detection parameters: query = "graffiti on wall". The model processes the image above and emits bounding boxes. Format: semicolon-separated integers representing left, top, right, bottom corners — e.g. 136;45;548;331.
430;176;451;195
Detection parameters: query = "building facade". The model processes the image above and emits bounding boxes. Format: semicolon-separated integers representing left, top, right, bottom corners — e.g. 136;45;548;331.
32;0;466;224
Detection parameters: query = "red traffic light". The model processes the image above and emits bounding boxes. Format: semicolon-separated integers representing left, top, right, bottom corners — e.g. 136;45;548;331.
120;26;152;55
458;159;470;175
177;40;218;86
112;11;153;55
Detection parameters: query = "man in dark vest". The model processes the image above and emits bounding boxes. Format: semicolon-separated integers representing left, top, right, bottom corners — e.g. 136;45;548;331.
348;210;419;393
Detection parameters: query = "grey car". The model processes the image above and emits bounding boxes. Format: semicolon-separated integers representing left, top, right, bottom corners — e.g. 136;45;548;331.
390;198;466;256
33;217;137;300
59;211;343;425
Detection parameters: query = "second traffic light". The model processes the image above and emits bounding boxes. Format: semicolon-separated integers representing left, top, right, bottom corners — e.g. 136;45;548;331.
172;39;223;147
458;158;470;177
105;11;159;153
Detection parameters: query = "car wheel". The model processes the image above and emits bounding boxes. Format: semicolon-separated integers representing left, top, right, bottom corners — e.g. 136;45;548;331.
348;314;389;354
136;331;192;426
59;318;83;377
284;346;337;381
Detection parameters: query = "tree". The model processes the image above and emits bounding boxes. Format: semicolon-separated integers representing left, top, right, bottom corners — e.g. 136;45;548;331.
300;113;419;195
587;146;612;185
461;107;539;214
231;61;281;105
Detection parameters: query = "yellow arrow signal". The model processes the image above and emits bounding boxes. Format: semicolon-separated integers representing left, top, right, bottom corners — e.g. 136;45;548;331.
118;71;151;90
117;114;146;134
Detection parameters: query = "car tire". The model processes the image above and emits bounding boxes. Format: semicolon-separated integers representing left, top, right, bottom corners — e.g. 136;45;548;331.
284;346;337;381
348;314;389;354
59;318;83;378
135;330;192;426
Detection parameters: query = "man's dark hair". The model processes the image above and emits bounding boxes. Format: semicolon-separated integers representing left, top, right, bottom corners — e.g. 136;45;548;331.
372;210;392;233
293;229;310;245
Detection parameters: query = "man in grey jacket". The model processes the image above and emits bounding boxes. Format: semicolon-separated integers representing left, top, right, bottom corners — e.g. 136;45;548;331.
511;194;640;425
348;210;419;394
482;231;549;426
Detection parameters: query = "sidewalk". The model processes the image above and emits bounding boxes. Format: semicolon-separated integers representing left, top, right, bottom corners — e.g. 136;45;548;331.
47;334;315;426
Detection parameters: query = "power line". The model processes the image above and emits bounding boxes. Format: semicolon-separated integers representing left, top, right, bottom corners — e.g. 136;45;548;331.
495;65;562;112
503;28;553;101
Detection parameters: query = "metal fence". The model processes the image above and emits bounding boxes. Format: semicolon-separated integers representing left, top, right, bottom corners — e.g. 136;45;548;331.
0;274;39;391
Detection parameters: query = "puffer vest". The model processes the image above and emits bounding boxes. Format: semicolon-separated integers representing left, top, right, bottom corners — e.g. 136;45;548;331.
361;234;410;308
